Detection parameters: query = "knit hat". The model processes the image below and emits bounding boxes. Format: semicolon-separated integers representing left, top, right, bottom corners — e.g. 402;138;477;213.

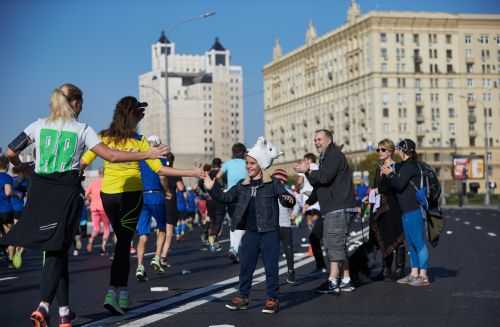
271;168;288;183
396;138;416;155
246;136;282;170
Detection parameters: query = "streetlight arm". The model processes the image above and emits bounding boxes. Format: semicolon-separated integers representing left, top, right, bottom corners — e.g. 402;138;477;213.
165;11;216;33
140;84;167;104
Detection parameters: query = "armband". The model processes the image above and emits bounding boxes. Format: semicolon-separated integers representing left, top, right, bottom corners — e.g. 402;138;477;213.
8;132;32;153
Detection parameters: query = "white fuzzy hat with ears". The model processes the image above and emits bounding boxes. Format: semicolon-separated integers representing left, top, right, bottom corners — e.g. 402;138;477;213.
246;136;282;170
147;135;161;146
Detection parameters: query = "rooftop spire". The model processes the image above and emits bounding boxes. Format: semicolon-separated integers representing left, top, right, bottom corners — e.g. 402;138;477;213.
305;20;317;45
210;37;226;51
273;38;282;60
158;30;171;44
347;0;361;24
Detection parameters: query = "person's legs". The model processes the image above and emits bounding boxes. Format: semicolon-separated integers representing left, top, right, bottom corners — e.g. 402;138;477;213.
99;210;111;253
150;202;167;271
87;211;101;253
261;231;280;299
279;227;294;274
238;231;260;298
404;210;429;275
309;216;326;270
402;211;420;277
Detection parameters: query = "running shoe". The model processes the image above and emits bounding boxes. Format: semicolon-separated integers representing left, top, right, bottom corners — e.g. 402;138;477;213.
316;279;340;294
150;256;165;273
225;295;249;311
12;250;22;269
72;250;79;257
99;249;106;256
227;250;239;264
30;306;49;327
58;311;76;327
397;274;419;284
262;298;279;314
339;279;356;292
118;291;129;311
104;290;125;315
409;276;431;287
160;257;171;268
136;265;148;281
286;271;296;284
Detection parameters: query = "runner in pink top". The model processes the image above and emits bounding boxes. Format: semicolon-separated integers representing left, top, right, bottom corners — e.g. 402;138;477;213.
85;171;111;255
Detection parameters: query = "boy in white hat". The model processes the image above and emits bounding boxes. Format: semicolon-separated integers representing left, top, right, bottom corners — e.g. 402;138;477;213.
203;137;295;314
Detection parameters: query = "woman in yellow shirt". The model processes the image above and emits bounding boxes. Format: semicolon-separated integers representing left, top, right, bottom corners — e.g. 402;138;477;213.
81;96;203;316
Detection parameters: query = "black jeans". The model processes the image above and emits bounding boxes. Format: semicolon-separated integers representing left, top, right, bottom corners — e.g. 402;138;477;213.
41;250;69;305
309;217;327;269
239;230;280;299
101;191;143;287
279;227;294;272
207;199;226;237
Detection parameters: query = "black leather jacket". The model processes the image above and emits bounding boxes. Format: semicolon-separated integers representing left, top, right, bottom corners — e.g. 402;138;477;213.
209;175;295;232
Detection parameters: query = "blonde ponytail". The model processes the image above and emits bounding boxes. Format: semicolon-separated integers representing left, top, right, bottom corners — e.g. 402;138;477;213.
48;83;83;122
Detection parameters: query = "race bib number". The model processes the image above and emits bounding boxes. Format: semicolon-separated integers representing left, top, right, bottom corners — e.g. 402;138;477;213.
39;128;78;173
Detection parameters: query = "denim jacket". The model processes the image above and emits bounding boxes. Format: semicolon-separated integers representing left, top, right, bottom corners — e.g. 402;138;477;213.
209;175;295;232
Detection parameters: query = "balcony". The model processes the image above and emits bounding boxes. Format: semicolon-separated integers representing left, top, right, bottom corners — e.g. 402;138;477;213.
416;99;424;107
465;56;475;64
416;127;426;137
468;114;477;124
414;55;423;64
416;114;425;124
467;99;476;107
469;130;478;137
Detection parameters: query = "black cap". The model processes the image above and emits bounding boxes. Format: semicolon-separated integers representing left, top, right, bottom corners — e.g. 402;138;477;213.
135;100;148;109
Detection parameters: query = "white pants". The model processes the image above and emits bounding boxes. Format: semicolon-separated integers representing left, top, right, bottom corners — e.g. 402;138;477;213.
229;229;246;254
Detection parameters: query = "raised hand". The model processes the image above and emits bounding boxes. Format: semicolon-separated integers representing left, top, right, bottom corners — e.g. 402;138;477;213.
149;144;170;159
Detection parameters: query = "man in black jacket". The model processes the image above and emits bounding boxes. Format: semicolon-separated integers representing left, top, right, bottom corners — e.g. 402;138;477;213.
203;137;295;314
295;129;357;294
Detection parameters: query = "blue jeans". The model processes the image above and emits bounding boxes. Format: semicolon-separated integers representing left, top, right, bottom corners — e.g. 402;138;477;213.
239;230;280;299
402;209;429;269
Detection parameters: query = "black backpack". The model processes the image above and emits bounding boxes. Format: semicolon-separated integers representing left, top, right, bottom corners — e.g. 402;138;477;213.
418;161;442;209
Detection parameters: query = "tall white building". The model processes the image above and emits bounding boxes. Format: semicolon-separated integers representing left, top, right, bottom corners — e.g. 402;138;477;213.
139;32;244;168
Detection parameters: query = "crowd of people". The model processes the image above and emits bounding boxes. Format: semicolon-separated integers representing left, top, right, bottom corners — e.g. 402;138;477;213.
0;83;435;327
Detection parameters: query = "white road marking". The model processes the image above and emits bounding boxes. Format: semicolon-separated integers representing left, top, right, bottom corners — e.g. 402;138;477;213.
474;226;483;230
464;221;471;225
455;218;461;221
0;276;19;282
134;239;231;258
446;230;453;235
83;255;314;327
488;232;497;237
120;256;316;327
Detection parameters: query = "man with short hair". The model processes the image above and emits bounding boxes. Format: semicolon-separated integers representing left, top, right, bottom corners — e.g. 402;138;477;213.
295;129;357;294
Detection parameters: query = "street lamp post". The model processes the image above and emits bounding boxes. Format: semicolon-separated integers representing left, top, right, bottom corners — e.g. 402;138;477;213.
460;95;491;205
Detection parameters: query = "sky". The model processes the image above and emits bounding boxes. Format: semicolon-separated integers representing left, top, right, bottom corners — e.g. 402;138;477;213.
1;0;499;151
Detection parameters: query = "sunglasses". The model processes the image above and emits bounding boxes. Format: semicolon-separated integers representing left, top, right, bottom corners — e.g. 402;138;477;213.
376;148;388;153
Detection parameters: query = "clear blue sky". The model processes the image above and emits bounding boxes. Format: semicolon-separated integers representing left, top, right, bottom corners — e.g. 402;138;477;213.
1;0;499;151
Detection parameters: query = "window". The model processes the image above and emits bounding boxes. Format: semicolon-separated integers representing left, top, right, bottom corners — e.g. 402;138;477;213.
496;35;500;45
381;63;388;72
383;108;389;118
479;34;489;44
413;34;419;44
447;64;454;73
467;78;473;88
415;79;421;89
447;79;454;88
448;107;455;118
466;63;474;73
448;93;454;103
380;33;387;42
383;123;390;133
465;35;472;44
446;34;452;44
383;93;390;104
382;78;388;88
381;48;388;60
446;49;453;59
470;137;476;147
434;153;441;162
396;33;405;44
465;48;472;58
397;78;406;88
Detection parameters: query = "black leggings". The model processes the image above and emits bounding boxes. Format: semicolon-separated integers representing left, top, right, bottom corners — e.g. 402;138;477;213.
279;227;294;272
101;191;143;287
41;250;69;306
309;217;327;269
207;200;226;237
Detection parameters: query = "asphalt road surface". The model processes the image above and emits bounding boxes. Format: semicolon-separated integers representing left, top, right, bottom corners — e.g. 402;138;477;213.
1;208;499;327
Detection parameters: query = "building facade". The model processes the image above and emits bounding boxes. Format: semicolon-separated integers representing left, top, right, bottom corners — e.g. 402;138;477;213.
139;33;244;168
263;1;500;194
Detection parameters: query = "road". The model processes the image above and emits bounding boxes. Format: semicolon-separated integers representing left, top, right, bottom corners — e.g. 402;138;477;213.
1;208;499;327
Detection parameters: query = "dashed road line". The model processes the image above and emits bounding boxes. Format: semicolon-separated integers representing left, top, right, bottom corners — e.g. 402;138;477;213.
487;232;497;237
0;276;19;282
474;226;483;230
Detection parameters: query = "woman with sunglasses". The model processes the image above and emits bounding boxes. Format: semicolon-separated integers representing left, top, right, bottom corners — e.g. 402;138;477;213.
370;139;405;280
80;96;204;315
381;139;430;287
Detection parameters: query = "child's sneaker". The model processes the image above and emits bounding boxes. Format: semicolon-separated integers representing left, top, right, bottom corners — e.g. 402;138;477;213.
150;256;165;273
118;291;129;311
136;265;147;281
339;279;355;292
225;295;249;311
30;306;49;327
262;298;279;314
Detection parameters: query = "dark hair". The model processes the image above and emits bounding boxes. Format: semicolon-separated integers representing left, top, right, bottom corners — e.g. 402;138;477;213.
202;163;211;172
212;157;222;169
315;129;333;140
166;152;175;167
0;155;9;170
303;152;317;163
397;138;417;160
12;165;24;175
101;96;144;143
232;143;246;159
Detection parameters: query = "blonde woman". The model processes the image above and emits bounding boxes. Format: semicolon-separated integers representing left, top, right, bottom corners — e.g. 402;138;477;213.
370;139;405;280
1;84;167;327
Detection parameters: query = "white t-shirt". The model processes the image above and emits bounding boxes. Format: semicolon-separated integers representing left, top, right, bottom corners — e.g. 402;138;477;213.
24;118;100;174
299;162;320;211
